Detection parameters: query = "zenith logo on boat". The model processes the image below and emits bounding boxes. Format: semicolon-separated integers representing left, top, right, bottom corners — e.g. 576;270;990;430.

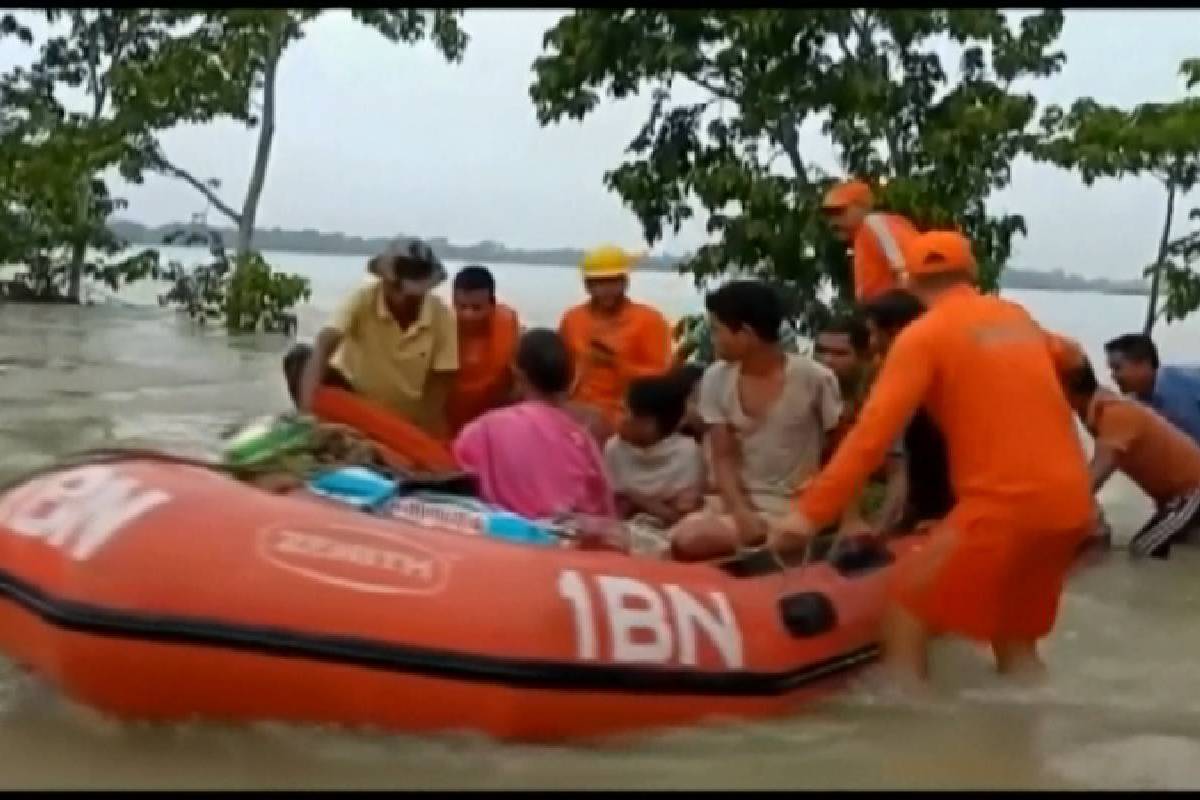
257;523;453;596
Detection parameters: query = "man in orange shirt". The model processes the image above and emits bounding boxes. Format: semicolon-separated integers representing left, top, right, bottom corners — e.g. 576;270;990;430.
447;266;521;435
559;245;672;432
1065;360;1200;559
768;231;1093;689
821;179;918;304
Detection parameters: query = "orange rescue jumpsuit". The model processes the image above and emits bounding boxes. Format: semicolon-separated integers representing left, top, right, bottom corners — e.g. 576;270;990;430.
852;212;919;304
559;300;672;429
797;284;1093;642
447;303;520;435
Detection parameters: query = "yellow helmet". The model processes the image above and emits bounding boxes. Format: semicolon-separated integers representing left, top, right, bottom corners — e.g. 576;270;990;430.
580;245;643;279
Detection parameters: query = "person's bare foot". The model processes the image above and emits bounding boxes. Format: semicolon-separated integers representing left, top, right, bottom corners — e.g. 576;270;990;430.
992;640;1048;685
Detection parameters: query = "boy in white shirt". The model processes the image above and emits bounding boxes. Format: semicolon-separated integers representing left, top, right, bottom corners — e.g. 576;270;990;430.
605;374;706;555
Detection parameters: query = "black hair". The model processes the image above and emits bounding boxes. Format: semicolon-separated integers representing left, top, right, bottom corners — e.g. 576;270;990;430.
703;280;783;343
453;265;496;300
516;328;572;396
819;315;871;353
1064;359;1100;397
671;363;705;398
861;289;927;335
626;375;689;436
1105;333;1159;370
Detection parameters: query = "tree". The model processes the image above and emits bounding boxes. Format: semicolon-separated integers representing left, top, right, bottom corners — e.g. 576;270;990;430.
0;92;160;302
1036;57;1200;332
530;10;1065;326
146;10;468;260
0;10;258;302
156;228;311;335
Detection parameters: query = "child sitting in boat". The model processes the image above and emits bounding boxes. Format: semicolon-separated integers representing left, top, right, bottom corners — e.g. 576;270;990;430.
605;374;706;556
452;329;616;521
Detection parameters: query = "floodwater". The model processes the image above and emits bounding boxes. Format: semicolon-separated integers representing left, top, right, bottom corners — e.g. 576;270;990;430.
0;251;1199;789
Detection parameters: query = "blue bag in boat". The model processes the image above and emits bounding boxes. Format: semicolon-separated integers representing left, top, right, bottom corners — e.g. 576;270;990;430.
307;466;398;510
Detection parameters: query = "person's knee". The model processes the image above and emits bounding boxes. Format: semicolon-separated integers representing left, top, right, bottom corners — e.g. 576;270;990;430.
670;513;739;562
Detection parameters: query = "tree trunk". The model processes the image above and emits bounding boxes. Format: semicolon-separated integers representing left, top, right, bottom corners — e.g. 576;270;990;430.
65;21;113;306
1144;181;1177;335
774;116;808;187
66;173;94;304
66;241;85;303
235;35;282;260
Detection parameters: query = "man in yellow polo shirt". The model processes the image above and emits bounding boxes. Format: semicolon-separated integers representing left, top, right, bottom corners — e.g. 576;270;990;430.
284;237;458;438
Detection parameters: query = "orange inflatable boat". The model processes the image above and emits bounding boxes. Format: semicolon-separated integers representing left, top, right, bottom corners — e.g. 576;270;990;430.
0;453;919;742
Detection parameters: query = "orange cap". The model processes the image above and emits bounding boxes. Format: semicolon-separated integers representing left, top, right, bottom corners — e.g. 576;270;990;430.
906;230;977;279
821;179;873;210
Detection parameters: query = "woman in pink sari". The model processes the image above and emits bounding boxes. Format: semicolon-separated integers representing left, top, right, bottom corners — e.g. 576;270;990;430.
453;329;616;520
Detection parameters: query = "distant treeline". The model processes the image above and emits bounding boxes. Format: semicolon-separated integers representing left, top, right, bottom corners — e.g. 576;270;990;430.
998;267;1147;296
110;219;1149;296
109;219;684;271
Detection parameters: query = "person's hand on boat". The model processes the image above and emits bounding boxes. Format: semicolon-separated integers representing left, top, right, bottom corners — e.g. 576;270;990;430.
732;505;769;547
835;512;875;542
765;511;815;553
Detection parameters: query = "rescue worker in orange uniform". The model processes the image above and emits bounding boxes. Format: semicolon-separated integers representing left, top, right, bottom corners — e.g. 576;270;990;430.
821;179;919;304
768;230;1094;689
558;246;672;433
446;266;521;436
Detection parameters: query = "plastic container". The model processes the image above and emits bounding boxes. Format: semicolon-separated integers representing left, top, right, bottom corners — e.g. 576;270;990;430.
384;491;559;547
307;466;398;510
223;415;314;470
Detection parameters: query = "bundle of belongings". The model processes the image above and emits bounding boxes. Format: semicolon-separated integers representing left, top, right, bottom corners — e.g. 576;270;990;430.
220;415;629;553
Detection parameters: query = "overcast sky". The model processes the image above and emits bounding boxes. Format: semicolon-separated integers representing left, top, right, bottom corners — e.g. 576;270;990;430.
5;10;1200;278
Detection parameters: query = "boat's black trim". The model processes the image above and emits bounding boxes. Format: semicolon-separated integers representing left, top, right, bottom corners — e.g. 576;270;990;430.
0;566;878;697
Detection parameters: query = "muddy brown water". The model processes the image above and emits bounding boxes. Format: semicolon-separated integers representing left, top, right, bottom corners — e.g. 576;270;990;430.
0;258;1198;789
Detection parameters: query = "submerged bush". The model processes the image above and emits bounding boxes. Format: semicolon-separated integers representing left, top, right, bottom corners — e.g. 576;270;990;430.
158;229;311;335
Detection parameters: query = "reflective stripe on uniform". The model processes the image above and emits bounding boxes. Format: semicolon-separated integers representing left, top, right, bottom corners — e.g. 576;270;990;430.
863;213;907;272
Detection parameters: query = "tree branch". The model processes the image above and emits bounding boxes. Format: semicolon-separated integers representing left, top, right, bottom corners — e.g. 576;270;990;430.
686;72;736;103
151;151;242;225
80;15;104;120
851;12;872;59
101;12;137;117
1145;179;1177;334
773;116;809;186
837;31;854;62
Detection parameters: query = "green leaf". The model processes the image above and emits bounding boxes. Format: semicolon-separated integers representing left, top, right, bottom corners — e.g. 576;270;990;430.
530;9;1063;309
